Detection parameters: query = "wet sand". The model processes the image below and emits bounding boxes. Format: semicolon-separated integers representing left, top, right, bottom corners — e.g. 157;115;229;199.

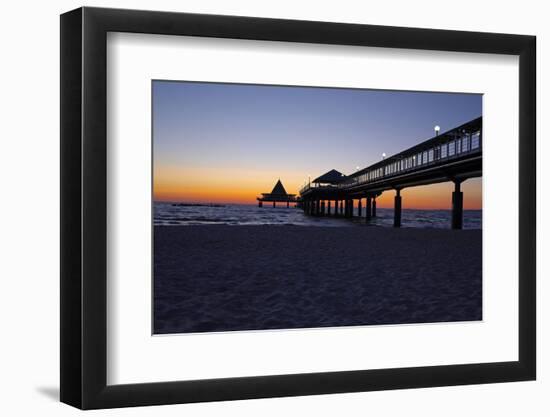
154;225;482;334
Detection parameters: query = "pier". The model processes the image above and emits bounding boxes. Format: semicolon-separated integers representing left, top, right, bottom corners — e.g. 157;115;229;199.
258;179;297;208
298;117;482;229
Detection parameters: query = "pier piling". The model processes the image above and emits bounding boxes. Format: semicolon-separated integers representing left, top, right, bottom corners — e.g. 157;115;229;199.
347;200;353;218
366;196;372;222
452;181;463;229
394;189;402;228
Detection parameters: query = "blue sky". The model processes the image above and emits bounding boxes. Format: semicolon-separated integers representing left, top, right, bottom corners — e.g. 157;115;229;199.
153;80;482;207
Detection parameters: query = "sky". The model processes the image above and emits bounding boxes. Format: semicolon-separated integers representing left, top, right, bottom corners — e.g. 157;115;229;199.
153;81;482;209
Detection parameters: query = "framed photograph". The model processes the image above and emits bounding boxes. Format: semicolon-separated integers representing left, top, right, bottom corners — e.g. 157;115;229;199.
60;7;536;409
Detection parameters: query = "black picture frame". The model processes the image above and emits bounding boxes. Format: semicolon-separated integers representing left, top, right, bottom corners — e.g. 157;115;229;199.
60;6;536;410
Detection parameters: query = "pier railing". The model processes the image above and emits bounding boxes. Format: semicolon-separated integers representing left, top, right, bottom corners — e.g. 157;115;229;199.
299;182;338;195
300;117;481;195
341;129;481;189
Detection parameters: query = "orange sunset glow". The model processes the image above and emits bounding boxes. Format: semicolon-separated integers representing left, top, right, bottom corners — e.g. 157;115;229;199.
154;164;482;209
153;81;482;210
154;166;306;204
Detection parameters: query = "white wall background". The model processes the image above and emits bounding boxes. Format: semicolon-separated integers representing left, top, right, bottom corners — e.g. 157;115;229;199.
0;0;546;415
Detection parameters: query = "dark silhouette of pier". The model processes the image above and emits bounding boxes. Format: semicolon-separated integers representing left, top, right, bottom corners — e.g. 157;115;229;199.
257;179;297;208
298;117;482;229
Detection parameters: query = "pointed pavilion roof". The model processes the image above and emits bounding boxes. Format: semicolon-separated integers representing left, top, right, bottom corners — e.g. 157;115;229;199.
312;169;347;184
270;179;288;195
258;179;296;201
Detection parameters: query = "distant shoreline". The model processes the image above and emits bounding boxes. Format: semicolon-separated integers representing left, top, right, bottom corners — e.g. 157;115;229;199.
171;202;225;208
155;201;482;211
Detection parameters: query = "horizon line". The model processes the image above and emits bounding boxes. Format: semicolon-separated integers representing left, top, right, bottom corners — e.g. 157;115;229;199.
153;200;482;211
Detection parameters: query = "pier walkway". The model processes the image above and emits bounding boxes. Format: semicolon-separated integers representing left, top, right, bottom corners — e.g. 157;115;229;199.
298;117;482;229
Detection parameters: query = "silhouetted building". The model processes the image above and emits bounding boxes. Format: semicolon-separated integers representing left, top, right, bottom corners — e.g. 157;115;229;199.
312;169;347;186
257;179;297;208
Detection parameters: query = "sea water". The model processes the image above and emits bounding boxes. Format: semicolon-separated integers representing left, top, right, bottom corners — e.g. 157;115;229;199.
154;202;482;229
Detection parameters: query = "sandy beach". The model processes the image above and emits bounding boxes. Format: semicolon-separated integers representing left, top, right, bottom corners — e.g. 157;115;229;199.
154;225;482;334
